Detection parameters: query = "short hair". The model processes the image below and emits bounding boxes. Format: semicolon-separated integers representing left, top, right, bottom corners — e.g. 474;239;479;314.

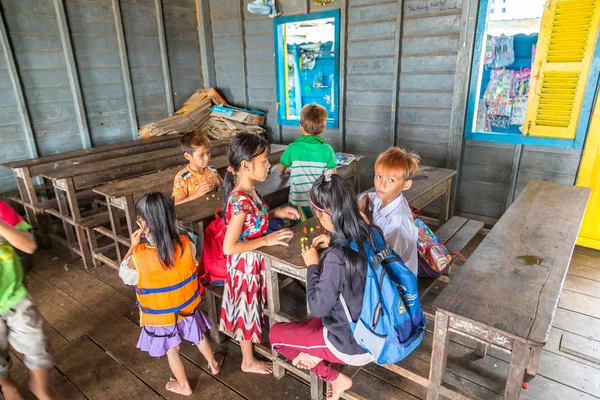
300;103;328;135
375;147;421;181
180;130;211;155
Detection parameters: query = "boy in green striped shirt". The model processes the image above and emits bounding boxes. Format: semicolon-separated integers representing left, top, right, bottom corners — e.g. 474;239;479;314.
278;103;337;221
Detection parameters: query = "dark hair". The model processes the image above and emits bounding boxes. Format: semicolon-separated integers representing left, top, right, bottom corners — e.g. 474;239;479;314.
180;130;211;155
300;103;328;135
135;192;183;268
223;132;270;210
309;174;372;289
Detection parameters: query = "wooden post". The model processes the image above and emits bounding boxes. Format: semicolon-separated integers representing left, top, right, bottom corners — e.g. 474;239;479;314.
237;0;249;108
53;0;92;149
112;0;138;139
475;341;488;358
505;341;529;399
0;9;38;159
339;0;349;152
427;311;450;400
390;0;405;147
310;372;324;400
154;0;174;116
505;144;523;211
445;0;479;215
64;179;93;268
195;0;216;88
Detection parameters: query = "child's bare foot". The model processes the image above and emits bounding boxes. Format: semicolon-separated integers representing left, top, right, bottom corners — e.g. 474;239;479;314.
208;353;225;375
28;379;59;400
327;373;352;400
1;378;24;400
165;378;192;396
241;359;273;375
292;353;323;370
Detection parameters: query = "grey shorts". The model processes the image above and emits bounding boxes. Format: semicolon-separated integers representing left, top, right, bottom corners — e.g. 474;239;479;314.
0;295;54;379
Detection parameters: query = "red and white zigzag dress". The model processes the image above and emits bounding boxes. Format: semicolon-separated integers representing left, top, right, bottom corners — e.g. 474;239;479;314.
219;190;269;343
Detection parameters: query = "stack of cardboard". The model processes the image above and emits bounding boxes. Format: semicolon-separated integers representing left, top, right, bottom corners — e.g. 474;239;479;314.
137;88;267;139
137;88;226;139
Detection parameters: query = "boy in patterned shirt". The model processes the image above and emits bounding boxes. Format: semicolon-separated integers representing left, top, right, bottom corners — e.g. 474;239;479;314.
278;103;337;221
172;131;223;205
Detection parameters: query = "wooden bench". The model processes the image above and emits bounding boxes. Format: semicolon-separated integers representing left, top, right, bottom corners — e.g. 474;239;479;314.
1;135;182;242
427;181;590;400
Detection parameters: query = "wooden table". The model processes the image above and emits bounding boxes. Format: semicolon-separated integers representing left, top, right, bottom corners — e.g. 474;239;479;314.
254;165;456;398
91;144;286;268
428;181;590;400
1;135;181;235
41;140;229;267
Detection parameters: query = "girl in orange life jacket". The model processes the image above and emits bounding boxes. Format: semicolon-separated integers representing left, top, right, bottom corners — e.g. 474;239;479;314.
220;132;299;374
118;192;223;396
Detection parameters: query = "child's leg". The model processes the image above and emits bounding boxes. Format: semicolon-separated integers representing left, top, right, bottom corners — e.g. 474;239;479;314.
165;345;192;396
240;340;273;374
0;376;24;400
5;296;57;400
196;333;224;375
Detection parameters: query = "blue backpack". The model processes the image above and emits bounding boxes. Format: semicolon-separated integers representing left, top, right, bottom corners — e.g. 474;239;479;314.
341;226;426;365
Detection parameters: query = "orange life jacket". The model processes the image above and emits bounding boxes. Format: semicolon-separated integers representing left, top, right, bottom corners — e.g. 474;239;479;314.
132;236;201;327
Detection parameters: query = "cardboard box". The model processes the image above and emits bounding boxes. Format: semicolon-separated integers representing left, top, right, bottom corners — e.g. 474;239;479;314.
210;105;266;126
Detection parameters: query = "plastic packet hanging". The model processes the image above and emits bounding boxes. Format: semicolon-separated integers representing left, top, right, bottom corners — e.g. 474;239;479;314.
511;68;531;98
484;35;496;65
484;69;514;103
489;115;510;129
475;102;491;132
493;35;514;68
510;99;528;126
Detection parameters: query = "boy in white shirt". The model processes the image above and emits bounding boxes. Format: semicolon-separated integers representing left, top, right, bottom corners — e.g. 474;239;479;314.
359;148;420;276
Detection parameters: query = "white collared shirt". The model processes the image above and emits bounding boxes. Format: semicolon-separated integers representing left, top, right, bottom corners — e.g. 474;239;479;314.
368;192;418;276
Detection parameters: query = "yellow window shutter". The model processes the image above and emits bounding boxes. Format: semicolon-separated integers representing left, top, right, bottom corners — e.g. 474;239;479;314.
522;0;600;139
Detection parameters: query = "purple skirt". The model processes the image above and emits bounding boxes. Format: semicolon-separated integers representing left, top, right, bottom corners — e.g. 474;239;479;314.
137;309;212;357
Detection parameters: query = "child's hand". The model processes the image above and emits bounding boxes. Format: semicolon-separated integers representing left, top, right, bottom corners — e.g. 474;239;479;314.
312;233;330;250
301;244;319;267
358;194;369;213
197;181;215;197
264;229;294;247
130;229;143;247
273;206;300;220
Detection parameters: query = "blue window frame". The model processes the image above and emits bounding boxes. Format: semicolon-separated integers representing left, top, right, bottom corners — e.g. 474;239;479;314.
464;0;600;149
273;10;341;129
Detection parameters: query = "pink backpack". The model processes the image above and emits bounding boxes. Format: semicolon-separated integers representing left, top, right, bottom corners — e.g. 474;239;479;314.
199;208;227;284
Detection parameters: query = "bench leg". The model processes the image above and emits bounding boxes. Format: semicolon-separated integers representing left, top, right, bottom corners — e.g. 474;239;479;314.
264;258;285;379
526;346;542;378
476;342;488;358
427;312;450;400
310;372;324;400
205;291;224;344
504;341;529;399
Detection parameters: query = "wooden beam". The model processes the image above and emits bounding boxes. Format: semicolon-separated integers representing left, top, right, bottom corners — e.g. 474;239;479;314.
195;0;216;89
505;144;522;210
340;0;349;152
0;7;38;159
112;0;138;139
390;0;404;147
237;0;248;108
445;0;479;214
154;0;174;115
53;0;92;149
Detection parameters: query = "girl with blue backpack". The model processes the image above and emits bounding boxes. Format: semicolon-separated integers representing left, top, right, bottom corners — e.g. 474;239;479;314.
269;171;375;400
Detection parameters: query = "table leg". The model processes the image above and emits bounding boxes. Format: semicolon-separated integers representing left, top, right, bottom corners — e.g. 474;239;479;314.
476;342;488;358
264;257;285;379
427;311;450;400
526;346;542;378
310;372;324;400
439;178;453;224
504;341;529;399
64;179;92;268
54;186;77;260
108;203;125;263
206;289;224;344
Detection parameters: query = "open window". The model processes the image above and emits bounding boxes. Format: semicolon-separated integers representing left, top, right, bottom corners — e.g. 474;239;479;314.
274;10;340;128
464;0;600;149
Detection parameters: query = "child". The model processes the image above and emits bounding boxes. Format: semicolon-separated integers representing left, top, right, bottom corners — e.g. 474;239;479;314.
118;192;223;396
172;130;223;205
0;201;57;400
269;172;374;400
220;132;299;374
358;147;420;276
278;103;337;221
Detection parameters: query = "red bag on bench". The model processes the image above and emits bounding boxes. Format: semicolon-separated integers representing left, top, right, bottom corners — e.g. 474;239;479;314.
199;208;227;285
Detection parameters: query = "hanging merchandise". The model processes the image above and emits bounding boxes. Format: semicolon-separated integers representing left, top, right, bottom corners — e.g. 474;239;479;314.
511;68;531;98
484;35;496;66
475;102;491;132
493;35;514;68
484;68;514;103
487;101;512;117
489;115;510;129
531;44;537;65
510;100;528;126
313;70;324;89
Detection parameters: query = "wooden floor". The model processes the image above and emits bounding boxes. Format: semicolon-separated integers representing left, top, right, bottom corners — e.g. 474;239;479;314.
4;240;600;400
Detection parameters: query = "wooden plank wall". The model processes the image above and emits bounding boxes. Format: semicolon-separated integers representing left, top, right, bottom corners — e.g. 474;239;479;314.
0;0;203;193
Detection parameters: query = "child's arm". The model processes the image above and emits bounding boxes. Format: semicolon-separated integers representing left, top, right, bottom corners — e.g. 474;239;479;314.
119;229;142;285
277;164;289;175
222;213;294;256
174;181;214;205
268;206;300;220
0;219;37;254
303;247;343;317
